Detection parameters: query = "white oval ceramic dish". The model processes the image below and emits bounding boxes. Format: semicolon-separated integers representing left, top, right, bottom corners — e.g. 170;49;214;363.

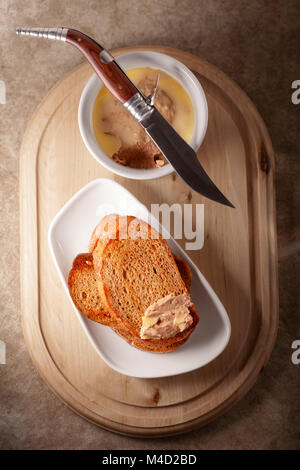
78;51;208;180
48;179;231;379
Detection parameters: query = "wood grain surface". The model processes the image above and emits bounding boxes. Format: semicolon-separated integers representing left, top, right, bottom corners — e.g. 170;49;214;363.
19;46;278;437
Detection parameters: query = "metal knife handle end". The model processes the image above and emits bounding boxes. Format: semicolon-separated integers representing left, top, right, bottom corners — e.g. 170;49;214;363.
16;27;68;41
15;27;140;104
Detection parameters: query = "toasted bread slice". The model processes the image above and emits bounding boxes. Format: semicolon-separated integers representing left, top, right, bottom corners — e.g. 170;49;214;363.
68;252;191;326
92;215;199;344
68;252;190;352
89;214;192;304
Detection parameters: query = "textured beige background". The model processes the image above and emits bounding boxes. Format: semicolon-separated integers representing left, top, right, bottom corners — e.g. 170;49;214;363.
0;0;299;450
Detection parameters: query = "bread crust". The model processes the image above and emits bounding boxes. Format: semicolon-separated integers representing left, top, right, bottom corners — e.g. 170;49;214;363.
113;328;188;353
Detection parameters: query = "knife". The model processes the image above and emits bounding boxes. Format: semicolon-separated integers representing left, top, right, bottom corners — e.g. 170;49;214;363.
16;27;234;207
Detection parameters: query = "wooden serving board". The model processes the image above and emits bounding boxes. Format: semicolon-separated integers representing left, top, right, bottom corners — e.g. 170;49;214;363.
20;46;278;437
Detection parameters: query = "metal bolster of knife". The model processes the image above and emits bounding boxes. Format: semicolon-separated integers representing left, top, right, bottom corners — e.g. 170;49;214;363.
16;27;69;41
123;92;154;123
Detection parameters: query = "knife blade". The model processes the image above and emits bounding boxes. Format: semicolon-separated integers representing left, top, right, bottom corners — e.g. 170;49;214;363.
141;108;234;207
16;27;234;207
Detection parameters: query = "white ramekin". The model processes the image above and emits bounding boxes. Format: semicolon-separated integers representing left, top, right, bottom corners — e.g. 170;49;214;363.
78;51;208;180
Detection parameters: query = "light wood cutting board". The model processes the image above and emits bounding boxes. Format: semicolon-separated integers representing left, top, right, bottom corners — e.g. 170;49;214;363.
19;46;278;437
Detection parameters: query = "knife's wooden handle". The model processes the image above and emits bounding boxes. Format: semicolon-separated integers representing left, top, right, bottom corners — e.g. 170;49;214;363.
66;29;138;103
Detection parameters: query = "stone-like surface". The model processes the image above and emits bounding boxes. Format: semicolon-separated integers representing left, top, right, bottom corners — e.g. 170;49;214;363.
0;0;299;450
